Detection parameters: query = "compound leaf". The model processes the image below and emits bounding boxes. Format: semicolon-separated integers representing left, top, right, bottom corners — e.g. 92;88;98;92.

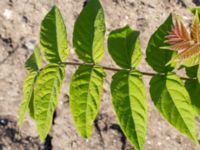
25;46;42;72
73;0;105;64
185;80;200;117
19;71;38;126
40;6;68;63
146;14;175;73
111;70;148;150
108;26;142;69
34;64;65;141
150;73;198;144
70;65;105;138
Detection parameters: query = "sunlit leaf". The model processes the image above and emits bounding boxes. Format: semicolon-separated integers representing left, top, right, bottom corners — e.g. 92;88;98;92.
73;0;105;64
182;48;200;67
19;47;42;125
70;65;105;138
150;73;198;144
111;70;148;150
19;72;38;126
25;46;42;72
40;6;68;63
34;64;65;141
108;26;142;69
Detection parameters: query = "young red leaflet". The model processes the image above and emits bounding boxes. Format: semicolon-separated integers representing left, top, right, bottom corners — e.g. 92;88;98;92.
165;11;200;67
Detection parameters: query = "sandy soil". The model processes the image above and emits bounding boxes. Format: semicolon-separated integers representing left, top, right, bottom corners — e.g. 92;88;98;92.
0;0;200;150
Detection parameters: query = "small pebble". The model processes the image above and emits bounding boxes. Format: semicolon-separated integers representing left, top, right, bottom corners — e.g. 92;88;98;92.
147;141;151;145
23;39;35;50
3;9;12;20
166;136;170;140
0;119;8;126
157;142;162;146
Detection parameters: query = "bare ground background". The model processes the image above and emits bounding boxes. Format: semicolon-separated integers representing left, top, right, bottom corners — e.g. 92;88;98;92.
0;0;200;150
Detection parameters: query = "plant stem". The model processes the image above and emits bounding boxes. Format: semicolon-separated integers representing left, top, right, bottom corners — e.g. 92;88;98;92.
60;61;196;81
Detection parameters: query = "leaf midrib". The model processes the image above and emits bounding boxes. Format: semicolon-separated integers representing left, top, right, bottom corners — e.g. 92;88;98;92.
19;72;37;125
166;78;196;142
92;7;101;63
40;67;61;136
26;72;38;118
124;29;131;68
127;72;141;150
85;67;95;137
54;8;61;62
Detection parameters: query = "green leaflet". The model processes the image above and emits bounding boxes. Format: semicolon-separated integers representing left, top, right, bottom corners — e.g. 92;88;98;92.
34;64;65;141
19;71;38;126
69;65;105;138
198;66;200;82
25;46;42;73
28;89;35;119
185;80;200;117
185;64;200;82
185;65;198;78
19;47;42;126
150;73;198;144
73;0;105;64
111;70;148;150
40;6;68;63
146;14;175;73
108;26;142;69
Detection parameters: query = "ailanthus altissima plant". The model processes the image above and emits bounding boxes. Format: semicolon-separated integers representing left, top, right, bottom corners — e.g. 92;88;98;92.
18;0;200;149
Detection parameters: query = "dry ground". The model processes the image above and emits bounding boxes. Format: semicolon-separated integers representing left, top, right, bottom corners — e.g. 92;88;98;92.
0;0;200;150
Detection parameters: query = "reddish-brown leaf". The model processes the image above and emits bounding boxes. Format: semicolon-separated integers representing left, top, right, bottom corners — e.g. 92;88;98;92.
165;18;191;47
165;41;194;52
164;12;200;66
191;11;200;43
